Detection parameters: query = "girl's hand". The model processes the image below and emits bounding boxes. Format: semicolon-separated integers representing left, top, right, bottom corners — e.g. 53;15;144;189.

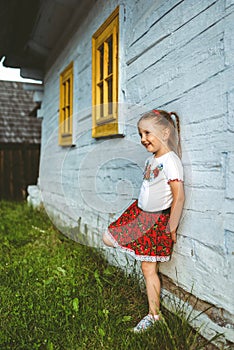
166;223;176;243
170;230;177;243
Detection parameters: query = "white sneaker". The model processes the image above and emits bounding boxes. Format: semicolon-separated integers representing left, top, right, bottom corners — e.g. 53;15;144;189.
133;314;160;333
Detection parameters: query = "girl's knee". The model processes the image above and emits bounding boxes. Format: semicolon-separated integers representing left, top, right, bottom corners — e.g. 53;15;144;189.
141;261;157;277
102;233;114;247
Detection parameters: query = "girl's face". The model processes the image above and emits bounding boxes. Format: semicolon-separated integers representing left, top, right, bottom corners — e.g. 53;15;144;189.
138;119;169;156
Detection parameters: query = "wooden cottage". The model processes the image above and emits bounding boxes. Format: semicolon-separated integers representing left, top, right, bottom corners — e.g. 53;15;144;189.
0;0;233;346
0;80;42;200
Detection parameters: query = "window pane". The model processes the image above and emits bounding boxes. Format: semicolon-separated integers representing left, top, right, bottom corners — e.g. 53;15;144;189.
67;79;71;132
67;108;70;132
99;83;103;117
67;79;70;108
63;82;66;108
107;35;113;75
63;109;66;134
98;44;104;80
108;78;113;114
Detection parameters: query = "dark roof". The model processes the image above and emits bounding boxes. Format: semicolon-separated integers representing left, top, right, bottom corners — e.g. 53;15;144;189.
0;80;41;144
0;0;95;80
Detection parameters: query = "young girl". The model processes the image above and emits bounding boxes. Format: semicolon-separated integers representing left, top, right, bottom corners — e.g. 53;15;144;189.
103;109;185;332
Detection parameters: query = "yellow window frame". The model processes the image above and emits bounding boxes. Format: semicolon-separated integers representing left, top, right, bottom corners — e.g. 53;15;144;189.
59;62;73;146
92;7;119;138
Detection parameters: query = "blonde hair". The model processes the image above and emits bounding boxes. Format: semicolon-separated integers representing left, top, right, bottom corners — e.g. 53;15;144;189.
138;109;182;158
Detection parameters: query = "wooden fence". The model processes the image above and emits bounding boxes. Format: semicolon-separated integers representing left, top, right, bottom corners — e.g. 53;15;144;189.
0;143;40;200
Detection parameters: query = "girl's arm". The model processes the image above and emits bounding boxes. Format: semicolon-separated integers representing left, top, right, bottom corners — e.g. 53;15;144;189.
168;181;185;243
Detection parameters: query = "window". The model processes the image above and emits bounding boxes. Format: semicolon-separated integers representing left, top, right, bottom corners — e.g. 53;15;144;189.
59;62;73;146
92;7;119;138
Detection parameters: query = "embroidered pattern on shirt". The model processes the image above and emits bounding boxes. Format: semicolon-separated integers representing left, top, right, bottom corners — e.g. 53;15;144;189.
143;161;163;181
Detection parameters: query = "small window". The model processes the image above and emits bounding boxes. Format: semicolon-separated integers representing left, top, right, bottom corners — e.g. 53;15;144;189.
92;7;119;138
59;62;73;146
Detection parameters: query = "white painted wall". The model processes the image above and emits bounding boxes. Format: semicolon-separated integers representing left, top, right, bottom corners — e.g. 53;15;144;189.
38;0;234;344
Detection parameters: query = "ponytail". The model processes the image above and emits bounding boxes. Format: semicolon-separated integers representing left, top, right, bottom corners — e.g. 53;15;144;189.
170;112;182;158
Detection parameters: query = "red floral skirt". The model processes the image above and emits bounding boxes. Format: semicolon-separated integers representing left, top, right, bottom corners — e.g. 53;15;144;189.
105;200;172;262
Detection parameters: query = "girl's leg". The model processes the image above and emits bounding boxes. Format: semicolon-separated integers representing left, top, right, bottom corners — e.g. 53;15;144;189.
102;233;114;247
141;261;160;315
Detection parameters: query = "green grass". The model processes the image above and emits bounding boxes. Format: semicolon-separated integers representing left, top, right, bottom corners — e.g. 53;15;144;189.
0;201;221;350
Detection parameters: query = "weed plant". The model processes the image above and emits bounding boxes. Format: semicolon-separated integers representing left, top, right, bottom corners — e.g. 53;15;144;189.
0;201;221;349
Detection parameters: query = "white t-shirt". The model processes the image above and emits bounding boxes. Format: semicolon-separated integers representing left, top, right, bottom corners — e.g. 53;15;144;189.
138;151;183;212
